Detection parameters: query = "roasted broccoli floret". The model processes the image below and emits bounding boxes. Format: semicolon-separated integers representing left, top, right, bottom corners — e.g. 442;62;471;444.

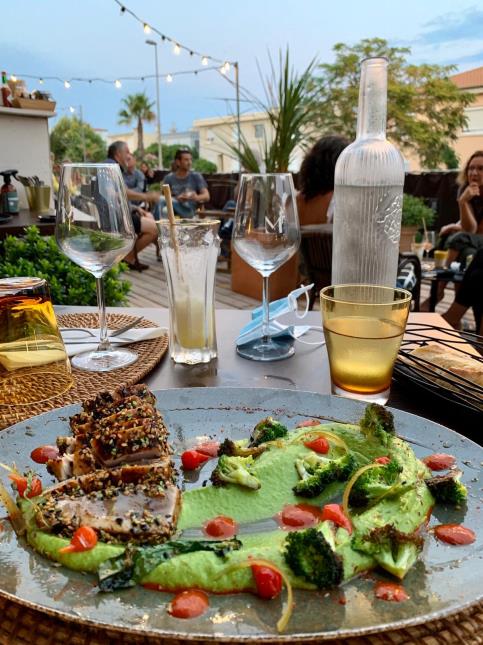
217;438;266;458
248;417;288;447
359;403;395;447
292;452;356;498
284;528;343;589
352;524;423;579
210;455;261;490
425;470;467;507
348;459;407;507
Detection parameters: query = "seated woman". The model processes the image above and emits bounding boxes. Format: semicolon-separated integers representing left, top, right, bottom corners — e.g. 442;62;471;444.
296;135;349;226
443;150;483;265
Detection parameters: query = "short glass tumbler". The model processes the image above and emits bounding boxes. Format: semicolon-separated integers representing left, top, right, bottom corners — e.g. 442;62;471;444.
320;284;411;404
0;277;73;405
158;219;219;364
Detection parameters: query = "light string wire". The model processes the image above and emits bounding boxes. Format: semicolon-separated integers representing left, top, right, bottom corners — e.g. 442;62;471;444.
113;0;235;67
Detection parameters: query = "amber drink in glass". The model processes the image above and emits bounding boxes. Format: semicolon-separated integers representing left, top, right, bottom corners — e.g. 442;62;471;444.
320;284;411;404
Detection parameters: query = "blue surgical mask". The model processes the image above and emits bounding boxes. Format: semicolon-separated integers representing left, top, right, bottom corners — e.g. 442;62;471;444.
236;284;324;349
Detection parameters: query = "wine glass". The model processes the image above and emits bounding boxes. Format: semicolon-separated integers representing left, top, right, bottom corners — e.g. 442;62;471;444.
233;173;300;361
56;163;137;371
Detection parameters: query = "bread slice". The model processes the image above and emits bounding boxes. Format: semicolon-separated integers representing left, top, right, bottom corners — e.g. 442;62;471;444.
411;342;483;388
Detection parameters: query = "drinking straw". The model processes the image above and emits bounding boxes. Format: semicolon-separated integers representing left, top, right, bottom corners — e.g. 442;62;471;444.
161;184;183;277
422;217;428;242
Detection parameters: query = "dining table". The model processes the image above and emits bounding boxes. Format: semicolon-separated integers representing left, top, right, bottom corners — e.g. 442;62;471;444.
1;305;482;645
54;306;481;445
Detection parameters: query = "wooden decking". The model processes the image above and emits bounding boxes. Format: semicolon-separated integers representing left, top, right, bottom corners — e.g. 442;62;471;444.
124;245;476;327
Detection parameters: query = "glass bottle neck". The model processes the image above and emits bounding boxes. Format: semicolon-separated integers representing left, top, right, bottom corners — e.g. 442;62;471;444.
356;58;388;140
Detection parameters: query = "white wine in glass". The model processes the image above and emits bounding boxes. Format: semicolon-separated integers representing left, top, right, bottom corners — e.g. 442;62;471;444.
233;173;300;361
56;163;137;372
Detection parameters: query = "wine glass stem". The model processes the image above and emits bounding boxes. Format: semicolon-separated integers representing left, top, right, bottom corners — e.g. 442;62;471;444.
262;275;270;342
96;276;110;351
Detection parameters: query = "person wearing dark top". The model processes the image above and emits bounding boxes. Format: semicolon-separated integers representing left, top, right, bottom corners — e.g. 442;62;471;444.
161;149;210;217
443;150;483;265
106;141;158;271
296;135;349;225
443;249;483;334
422;151;483;310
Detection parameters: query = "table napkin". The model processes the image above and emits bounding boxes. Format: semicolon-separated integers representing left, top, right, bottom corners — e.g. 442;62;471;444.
61;327;167;358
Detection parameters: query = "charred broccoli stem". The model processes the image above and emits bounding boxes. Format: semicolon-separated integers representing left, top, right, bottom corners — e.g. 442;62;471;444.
352;524;423;579
359;403;395;447
210;455;261;490
348;459;406;507
293;453;356;498
248;417;288;447
217;438;266;458
425;470;467;507
284;528;343;589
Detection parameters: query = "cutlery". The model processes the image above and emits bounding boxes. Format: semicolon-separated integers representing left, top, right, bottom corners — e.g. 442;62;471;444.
60;316;145;339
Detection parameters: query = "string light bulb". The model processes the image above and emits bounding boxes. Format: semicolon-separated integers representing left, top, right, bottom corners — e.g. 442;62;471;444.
39;78;44;84
10;74;17;82
223;62;230;73
201;56;208;66
69;106;75;113
115;79;122;89
166;74;173;83
143;23;151;34
173;43;181;55
64;80;71;89
219;65;227;75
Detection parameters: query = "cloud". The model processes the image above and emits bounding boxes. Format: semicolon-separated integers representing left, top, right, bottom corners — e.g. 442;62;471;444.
418;7;483;45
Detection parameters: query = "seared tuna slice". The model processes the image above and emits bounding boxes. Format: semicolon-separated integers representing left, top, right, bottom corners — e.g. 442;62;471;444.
36;460;180;545
47;385;171;481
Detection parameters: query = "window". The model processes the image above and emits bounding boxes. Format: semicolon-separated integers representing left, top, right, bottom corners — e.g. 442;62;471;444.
254;123;265;139
206;129;215;143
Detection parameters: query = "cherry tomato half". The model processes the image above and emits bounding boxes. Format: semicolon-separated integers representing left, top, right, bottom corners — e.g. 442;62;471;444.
9;474;42;499
181;450;210;470
304;437;330;454
321;504;352;534
374;456;391;465
30;445;59;464
251;564;282;599
434;524;475;545
195;442;220;458
276;504;322;529
375;581;409;602
422;453;456;471
203;515;238;539
296;419;321;428
58;526;98;554
168;590;209;619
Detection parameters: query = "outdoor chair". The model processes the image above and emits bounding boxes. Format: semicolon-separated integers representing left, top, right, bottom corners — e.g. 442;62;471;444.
300;224;422;311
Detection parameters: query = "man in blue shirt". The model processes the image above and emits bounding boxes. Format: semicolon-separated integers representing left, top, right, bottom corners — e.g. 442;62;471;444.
106;141;158;271
162;149;210;218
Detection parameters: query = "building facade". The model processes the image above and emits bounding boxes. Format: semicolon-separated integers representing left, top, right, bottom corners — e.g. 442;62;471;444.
106;127;199;155
450;66;483;165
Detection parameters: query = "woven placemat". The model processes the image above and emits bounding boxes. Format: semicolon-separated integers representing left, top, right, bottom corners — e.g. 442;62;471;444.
0;595;481;645
0;313;168;431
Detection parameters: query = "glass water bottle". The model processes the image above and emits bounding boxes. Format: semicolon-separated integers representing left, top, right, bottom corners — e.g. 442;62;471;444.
332;57;405;287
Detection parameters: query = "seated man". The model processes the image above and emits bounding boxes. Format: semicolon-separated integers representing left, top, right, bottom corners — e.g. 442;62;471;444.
106;141;159;271
162;149;210;218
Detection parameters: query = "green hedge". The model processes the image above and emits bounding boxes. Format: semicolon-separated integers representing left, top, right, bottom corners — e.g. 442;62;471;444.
0;227;131;306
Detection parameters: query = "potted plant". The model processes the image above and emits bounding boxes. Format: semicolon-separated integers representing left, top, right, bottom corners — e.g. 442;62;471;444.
400;194;436;252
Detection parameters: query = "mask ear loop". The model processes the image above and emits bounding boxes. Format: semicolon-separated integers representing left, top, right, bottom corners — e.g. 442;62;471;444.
291;284;311;320
294;325;326;346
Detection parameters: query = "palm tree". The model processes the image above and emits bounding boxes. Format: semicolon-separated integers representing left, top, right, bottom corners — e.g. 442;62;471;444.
118;93;155;156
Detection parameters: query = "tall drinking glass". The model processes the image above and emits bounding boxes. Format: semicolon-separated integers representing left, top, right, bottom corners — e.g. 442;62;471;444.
233;174;300;361
56;163;137;372
320;285;411;404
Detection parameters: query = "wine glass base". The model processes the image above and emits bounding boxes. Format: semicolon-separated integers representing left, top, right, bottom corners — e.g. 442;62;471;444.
71;348;138;372
331;384;389;405
236;337;295;362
